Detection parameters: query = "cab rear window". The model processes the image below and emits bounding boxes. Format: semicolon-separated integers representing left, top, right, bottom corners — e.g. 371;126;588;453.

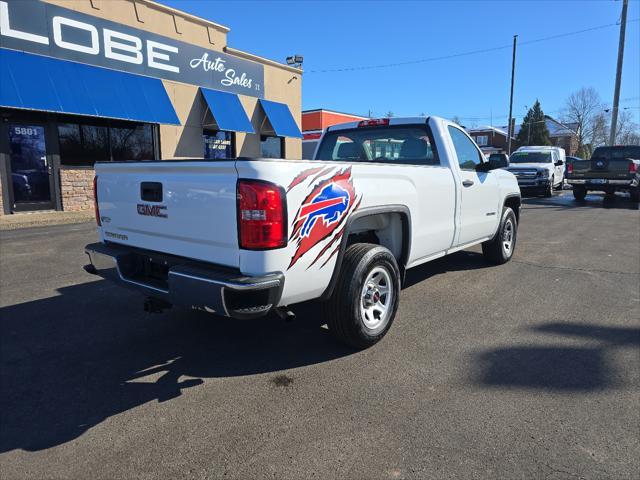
315;125;439;165
591;146;640;160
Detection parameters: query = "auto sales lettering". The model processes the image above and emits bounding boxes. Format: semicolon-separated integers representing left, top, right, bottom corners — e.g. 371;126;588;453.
0;0;264;97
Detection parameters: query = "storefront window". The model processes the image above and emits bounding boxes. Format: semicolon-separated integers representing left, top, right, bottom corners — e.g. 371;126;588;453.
260;136;283;159
58;122;154;165
203;130;234;159
110;125;153;161
58;124;109;166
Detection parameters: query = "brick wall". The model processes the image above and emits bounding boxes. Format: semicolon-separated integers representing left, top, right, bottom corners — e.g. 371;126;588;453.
60;168;95;211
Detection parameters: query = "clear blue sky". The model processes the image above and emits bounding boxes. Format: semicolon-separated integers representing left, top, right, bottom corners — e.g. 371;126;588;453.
159;0;639;127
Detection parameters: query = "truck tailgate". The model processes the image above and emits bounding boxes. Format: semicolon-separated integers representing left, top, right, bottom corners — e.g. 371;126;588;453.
570;159;633;179
95;161;240;267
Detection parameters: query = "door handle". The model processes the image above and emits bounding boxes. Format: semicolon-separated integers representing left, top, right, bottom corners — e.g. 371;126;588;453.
462;180;474;187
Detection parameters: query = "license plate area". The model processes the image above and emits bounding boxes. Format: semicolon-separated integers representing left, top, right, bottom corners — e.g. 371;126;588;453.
589;179;607;185
119;252;171;291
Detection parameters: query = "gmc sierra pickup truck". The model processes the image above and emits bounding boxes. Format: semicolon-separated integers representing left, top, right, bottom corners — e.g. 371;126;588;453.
566;145;640;202
85;117;521;348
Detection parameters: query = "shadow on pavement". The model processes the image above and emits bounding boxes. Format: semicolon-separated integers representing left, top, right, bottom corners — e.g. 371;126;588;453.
472;322;640;391
522;192;639;210
0;280;352;453
403;251;490;289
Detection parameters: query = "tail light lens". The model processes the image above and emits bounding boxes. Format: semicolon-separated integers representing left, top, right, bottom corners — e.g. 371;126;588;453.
630;162;638;174
358;118;389;128
567;163;574;174
237;180;286;249
93;176;101;226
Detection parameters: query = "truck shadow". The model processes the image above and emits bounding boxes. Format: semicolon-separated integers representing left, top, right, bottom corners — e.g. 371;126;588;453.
403;251;489;289
0;280;352;453
522;192;639;210
470;322;640;391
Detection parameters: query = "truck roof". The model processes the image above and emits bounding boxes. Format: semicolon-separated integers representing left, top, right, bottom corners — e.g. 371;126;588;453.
515;146;564;152
325;116;435;132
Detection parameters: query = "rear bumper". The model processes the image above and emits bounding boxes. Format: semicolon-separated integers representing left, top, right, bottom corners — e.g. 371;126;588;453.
567;178;638;188
84;242;283;319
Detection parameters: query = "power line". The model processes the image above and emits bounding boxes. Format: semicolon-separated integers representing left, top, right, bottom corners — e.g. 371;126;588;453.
307;18;639;74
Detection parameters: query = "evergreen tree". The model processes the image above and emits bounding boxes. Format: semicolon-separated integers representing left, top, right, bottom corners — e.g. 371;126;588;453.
516;100;552;146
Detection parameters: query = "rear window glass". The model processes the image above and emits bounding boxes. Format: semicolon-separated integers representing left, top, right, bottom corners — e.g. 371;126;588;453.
315;125;438;165
591;146;640;160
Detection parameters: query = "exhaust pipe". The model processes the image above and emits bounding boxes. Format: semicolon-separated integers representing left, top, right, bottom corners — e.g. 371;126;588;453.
83;264;98;275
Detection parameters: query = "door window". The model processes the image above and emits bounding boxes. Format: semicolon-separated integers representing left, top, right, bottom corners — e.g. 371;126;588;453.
8;125;51;203
448;126;483;170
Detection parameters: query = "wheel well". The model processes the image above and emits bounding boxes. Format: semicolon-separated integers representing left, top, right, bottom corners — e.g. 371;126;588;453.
504;196;521;223
346;212;408;267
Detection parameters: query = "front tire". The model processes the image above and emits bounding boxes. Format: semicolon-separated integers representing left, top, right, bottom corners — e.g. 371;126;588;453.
630;187;640;203
324;243;401;349
544;178;553;197
482;207;518;265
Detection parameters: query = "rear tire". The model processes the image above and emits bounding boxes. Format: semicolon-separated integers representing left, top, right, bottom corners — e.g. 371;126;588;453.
573;186;587;201
323;243;401;349
482;207;518;265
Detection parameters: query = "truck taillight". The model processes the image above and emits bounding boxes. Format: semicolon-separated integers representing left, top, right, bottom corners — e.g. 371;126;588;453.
237;180;286;250
93;176;101;226
358;118;389;128
630;162;638;174
567;163;573;174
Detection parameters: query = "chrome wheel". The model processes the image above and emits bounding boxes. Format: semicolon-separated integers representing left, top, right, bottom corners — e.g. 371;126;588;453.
360;266;393;331
502;218;514;257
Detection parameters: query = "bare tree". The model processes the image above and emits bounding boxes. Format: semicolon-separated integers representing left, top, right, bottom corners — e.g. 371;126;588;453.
385;111;394;118
589;111;609;146
615;110;640;145
562;87;603;154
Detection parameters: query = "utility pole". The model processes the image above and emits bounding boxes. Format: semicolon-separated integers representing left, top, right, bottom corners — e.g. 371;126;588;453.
609;0;628;145
507;35;517;154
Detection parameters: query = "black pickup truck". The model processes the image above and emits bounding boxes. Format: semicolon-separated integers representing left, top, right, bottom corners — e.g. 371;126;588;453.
566;145;640;202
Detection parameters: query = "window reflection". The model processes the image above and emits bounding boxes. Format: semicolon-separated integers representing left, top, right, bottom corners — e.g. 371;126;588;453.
58;121;154;166
260;136;283;158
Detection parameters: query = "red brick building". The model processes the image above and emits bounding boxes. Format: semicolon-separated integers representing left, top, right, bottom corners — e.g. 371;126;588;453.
302;109;366;158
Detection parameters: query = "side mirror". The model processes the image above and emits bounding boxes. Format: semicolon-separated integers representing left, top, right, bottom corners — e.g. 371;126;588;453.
488;154;509;170
555;160;564;166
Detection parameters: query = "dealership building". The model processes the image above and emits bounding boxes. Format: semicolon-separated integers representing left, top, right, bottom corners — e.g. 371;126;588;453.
0;0;302;215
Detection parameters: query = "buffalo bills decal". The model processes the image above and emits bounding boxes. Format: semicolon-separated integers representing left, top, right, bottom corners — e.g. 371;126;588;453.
287;167;362;269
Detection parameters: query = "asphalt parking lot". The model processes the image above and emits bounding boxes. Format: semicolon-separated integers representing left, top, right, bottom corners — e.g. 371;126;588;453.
1;191;638;480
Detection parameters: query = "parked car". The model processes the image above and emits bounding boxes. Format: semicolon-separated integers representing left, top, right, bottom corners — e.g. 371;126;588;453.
566;145;640;202
506;146;565;197
84;116;521;349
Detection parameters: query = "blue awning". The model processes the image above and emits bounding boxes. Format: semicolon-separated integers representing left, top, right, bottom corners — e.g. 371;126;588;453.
200;88;254;133
259;99;302;138
0;48;180;125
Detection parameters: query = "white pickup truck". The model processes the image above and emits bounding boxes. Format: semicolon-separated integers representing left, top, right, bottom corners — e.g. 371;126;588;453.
85;117;521;348
506;146;566;196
